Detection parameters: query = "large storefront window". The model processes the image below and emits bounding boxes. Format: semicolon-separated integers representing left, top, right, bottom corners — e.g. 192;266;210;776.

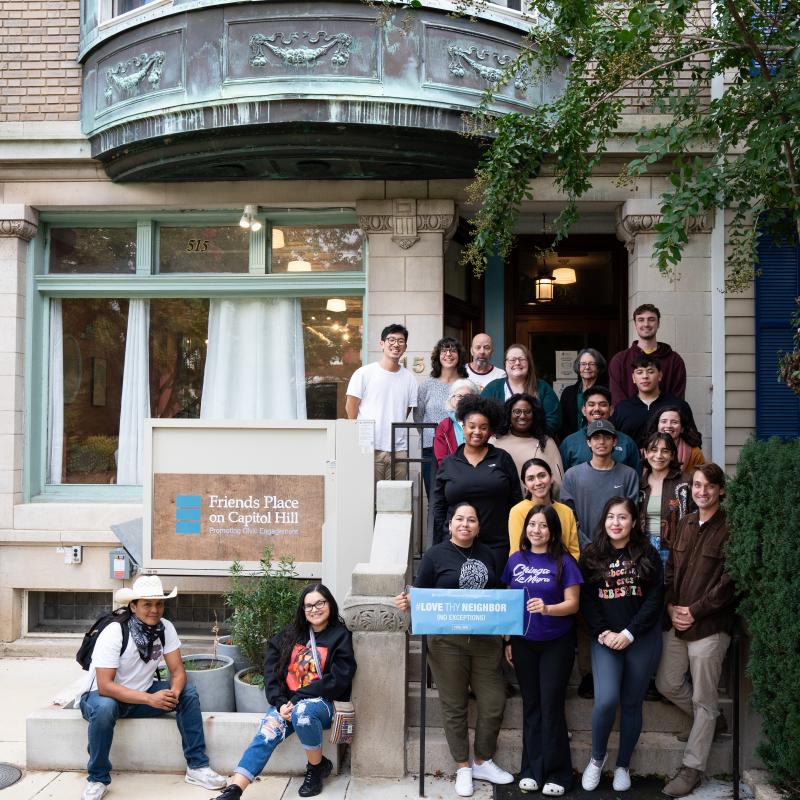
33;212;366;496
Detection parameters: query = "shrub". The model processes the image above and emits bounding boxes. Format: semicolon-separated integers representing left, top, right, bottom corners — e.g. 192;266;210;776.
223;545;301;670
726;437;800;794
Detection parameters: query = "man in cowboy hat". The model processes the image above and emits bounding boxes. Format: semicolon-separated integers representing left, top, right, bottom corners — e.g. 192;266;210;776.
78;576;226;800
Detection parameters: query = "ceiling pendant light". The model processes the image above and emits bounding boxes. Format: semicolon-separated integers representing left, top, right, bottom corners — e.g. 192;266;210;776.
326;298;347;312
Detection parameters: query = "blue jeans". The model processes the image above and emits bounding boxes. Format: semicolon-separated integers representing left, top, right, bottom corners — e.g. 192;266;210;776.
80;681;208;785
235;698;334;782
590;625;662;768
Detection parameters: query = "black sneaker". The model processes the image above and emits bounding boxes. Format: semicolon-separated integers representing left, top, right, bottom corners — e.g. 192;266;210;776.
298;757;333;797
212;786;242;800
578;673;594;699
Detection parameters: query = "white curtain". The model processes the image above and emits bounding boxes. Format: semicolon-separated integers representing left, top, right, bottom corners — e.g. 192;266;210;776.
200;298;307;419
47;298;64;484
117;299;150;485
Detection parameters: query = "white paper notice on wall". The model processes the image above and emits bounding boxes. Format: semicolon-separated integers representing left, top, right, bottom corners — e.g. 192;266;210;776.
555;350;578;380
357;420;375;453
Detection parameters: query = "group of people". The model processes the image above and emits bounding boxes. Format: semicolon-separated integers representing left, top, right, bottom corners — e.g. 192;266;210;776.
78;576;356;800
374;306;734;798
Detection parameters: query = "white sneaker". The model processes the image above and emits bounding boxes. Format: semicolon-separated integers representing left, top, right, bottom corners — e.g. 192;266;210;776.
542;783;565;796
581;755;607;791
613;767;631;791
471;759;514;784
185;766;227;790
81;782;108;800
519;777;538;791
455;767;474;797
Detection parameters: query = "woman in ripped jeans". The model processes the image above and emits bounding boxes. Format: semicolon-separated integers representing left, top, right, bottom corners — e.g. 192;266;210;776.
212;584;356;800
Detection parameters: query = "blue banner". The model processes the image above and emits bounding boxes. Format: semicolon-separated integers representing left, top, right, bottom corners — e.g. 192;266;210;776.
409;588;524;635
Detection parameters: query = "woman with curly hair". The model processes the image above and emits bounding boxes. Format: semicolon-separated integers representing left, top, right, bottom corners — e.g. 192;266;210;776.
579;497;664;793
493;393;564;492
644;405;705;473
431;394;522;575
414;337;469;495
212;584;356;800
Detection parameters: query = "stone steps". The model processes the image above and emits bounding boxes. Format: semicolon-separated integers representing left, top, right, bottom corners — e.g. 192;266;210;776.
27;708;340;776
406;727;734;779
406;684;733;733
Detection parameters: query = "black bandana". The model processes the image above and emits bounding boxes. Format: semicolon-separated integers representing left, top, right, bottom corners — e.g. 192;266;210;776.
128;615;165;663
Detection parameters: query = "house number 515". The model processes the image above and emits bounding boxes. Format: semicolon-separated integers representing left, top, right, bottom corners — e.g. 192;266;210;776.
185;239;209;252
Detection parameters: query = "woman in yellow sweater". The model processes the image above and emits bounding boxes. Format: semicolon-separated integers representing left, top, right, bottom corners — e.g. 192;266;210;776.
508;459;580;560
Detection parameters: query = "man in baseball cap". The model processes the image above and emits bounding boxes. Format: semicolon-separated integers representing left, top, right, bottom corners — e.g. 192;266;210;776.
78;576;226;800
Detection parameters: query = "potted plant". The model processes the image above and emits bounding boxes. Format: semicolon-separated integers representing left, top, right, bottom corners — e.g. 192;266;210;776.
182;652;235;712
224;545;301;713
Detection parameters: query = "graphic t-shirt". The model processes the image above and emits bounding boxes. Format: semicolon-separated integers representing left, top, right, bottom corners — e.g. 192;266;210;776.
502;550;583;641
286;642;327;691
598;553;644;600
414;540;498;591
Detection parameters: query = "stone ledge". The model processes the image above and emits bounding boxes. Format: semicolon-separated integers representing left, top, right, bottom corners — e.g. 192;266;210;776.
27;708;340;775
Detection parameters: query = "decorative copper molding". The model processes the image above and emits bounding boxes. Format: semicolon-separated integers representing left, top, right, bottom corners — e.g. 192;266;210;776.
447;44;530;90
249;30;353;68
105;51;165;102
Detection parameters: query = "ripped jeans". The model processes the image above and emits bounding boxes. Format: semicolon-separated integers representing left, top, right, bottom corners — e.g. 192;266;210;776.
235;697;334;781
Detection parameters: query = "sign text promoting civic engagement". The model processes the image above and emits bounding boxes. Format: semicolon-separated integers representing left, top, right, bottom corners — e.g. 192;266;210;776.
410;588;524;635
152;473;324;562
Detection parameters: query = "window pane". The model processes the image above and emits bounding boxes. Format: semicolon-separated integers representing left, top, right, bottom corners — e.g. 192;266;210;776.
302;297;363;418
49;228;136;274
113;0;156;15
271;225;364;273
60;299;128;484
150;299;210;419
159;226;250;273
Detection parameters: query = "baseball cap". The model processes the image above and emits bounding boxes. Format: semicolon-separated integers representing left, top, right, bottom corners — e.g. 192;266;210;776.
586;419;617;438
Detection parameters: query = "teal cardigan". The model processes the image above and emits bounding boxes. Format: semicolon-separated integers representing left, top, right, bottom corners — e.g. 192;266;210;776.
482;377;562;436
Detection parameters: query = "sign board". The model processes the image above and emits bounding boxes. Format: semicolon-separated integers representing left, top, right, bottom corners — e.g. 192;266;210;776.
409;588;524;635
555;350;578;380
141;419;374;600
152;473;324;562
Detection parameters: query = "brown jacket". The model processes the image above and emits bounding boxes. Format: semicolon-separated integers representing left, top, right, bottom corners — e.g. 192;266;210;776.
664;507;736;640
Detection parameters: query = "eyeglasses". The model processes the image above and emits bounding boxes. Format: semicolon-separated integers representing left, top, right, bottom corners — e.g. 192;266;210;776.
303;600;328;612
506;356;528;364
384;337;406;346
579;361;599;369
452;392;470;401
440;346;459;354
511;408;533;417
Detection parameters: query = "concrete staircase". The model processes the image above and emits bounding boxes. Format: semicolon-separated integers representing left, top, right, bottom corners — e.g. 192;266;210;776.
405;640;734;779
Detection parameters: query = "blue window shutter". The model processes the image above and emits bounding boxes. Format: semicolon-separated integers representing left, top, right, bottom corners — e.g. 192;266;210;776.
755;235;800;439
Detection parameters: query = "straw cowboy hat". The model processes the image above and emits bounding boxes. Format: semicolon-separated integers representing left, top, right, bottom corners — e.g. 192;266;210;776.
114;575;178;606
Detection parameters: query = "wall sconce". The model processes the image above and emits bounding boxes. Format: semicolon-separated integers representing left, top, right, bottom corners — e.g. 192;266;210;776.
239;204;262;232
552;267;577;285
271;228;285;249
326;298;347;312
535;273;554;303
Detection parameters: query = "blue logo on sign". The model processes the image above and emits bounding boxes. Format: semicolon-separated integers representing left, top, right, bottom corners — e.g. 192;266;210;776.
175;495;202;534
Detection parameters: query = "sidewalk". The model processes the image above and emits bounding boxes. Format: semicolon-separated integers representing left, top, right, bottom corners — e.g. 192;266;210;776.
3;656;748;800
1;656;491;800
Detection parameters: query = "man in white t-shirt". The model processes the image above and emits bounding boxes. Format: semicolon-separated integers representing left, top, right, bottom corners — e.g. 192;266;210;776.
79;576;225;800
465;332;505;389
345;323;418;482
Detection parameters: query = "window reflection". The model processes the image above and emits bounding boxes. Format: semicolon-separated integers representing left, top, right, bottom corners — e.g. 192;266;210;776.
271;225;364;273
49;228;136;274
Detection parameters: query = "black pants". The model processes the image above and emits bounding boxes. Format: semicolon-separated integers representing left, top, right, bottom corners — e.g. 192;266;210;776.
511;628;576;788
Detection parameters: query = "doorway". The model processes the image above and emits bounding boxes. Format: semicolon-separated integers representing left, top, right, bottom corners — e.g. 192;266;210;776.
508;235;628;390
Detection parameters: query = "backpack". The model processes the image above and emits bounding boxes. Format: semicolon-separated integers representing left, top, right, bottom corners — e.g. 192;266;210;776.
76;608;140;670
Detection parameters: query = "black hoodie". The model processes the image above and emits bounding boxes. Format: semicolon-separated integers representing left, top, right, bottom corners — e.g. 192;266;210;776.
263;621;356;709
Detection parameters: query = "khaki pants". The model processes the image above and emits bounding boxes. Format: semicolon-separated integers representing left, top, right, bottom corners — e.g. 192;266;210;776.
427;634;506;764
374;449;408;482
656;628;731;771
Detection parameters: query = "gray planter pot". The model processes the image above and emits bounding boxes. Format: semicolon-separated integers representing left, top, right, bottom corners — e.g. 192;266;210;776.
183;653;235;712
234;668;269;713
216;636;250;674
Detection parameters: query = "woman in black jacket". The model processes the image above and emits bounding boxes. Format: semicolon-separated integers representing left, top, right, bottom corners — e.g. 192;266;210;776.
213;584;356;800
579;497;664;793
431;394;522;576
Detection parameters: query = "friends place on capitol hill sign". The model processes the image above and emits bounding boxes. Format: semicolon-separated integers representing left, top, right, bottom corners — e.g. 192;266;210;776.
152;473;324;562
